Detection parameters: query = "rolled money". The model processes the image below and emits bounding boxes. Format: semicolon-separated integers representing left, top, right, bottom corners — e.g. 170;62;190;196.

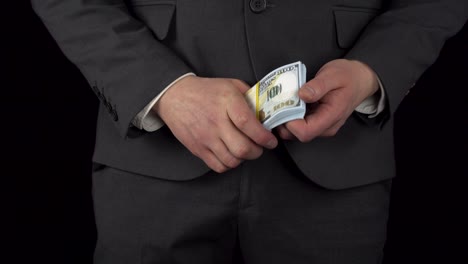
245;61;307;130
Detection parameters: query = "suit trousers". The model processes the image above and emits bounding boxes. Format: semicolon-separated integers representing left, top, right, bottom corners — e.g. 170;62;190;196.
92;142;392;264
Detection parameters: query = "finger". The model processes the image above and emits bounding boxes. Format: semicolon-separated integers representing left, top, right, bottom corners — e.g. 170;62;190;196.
276;125;296;140
209;139;243;168
201;148;230;173
285;102;339;142
221;123;263;160
227;97;278;149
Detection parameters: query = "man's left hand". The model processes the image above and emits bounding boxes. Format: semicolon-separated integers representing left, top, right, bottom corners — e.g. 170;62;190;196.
276;59;379;142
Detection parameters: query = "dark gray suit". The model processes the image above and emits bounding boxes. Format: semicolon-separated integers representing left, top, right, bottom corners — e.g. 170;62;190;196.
32;0;466;187
32;0;468;263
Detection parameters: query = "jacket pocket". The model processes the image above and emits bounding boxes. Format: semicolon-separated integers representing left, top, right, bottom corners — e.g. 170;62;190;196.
333;6;380;49
127;0;176;40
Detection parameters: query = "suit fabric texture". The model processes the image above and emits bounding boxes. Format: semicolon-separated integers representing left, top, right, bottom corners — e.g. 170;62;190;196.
32;0;467;188
32;0;468;263
91;144;393;264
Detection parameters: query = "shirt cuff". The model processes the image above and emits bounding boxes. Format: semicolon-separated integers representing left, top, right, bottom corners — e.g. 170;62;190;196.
132;73;196;132
354;76;386;118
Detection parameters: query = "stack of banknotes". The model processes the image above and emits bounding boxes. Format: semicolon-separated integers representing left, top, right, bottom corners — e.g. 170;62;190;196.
245;61;307;130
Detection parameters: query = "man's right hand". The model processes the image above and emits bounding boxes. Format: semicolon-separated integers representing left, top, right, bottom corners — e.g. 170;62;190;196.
153;76;278;173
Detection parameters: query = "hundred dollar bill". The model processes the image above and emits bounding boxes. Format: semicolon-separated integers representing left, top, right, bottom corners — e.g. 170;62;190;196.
245;61;307;130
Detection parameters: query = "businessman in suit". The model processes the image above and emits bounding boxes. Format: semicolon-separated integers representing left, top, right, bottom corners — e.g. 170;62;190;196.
32;0;467;263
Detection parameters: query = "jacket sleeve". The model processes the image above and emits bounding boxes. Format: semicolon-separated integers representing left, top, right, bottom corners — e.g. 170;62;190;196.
344;0;468;123
31;0;192;138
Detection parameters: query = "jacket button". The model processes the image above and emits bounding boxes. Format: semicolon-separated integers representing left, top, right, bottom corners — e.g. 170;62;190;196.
250;0;267;13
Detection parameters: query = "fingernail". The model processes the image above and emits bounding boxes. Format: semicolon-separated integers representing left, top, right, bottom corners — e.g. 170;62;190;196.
267;139;277;149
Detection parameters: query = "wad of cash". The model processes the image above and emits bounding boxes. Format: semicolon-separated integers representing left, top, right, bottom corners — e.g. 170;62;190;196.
245;61;307;130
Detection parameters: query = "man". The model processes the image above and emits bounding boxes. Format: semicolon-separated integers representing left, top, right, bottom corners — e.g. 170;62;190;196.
32;0;467;263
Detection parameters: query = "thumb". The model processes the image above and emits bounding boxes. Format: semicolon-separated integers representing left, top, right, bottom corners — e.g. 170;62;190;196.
298;76;335;103
299;63;345;103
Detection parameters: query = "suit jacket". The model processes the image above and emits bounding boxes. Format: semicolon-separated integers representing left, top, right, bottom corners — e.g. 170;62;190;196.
32;0;468;189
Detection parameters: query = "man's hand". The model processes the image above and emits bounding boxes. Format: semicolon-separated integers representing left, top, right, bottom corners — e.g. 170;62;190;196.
277;59;379;142
153;76;278;173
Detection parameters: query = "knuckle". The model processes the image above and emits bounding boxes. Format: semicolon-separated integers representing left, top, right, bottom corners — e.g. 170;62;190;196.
191;131;208;145
232;113;250;128
232;144;251;158
212;163;227;173
223;155;241;168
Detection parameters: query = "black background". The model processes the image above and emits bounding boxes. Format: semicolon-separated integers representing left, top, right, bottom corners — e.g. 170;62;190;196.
8;1;467;263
